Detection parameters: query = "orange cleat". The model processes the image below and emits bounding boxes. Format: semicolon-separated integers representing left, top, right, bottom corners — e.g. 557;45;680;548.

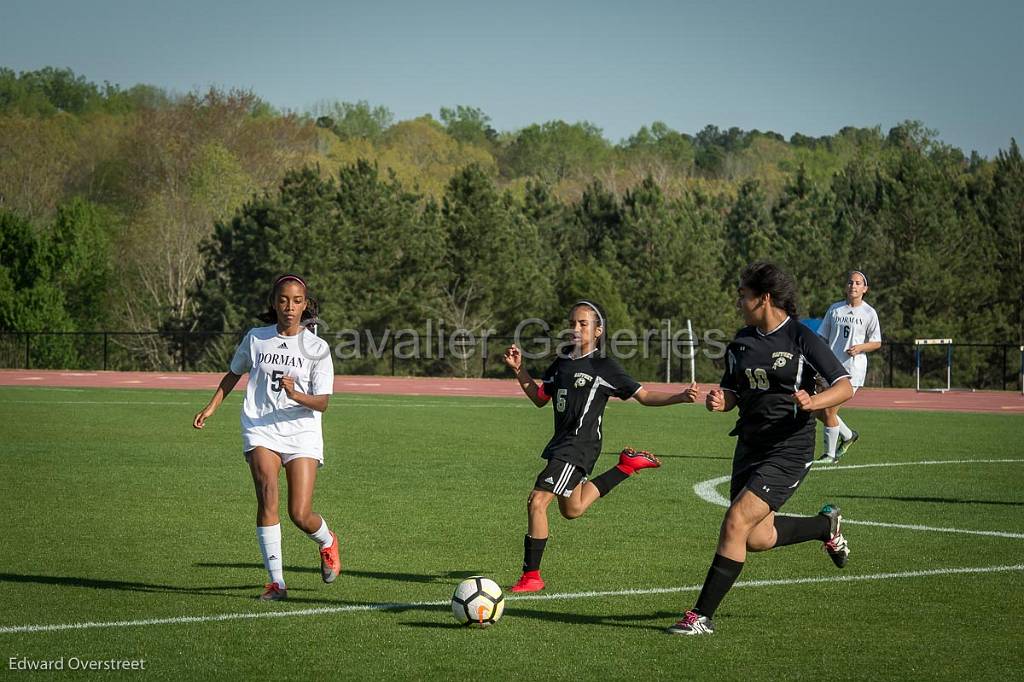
510;570;545;593
260;582;288;601
320;531;341;583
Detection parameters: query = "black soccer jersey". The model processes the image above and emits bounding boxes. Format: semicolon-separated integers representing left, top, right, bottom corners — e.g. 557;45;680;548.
538;351;642;473
720;317;849;444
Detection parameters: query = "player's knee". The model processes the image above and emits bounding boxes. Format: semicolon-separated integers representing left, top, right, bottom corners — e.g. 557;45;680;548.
527;492;551;515
559;504;583;520
287;503;312;528
722;512;753;540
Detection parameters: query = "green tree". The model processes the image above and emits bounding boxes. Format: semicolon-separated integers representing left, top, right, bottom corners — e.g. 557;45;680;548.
0;210;79;367
311;100;393;141
195;162;446;371
723;179;776;282
773;166;840;316
622;121;695;170
502;121;611;181
438;165;552;340
986;139;1024;344
439;105;496;145
47;199;115;330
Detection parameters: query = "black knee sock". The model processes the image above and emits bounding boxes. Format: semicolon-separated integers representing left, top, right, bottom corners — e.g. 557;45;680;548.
590;466;630;497
773;514;831;548
693;554;744;619
523;535;547;572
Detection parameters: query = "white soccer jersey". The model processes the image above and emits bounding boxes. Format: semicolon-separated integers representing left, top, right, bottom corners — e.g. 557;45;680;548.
229;325;335;457
817;301;882;387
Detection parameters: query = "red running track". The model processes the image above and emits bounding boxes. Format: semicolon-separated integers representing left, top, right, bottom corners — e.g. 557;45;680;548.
2;369;1022;414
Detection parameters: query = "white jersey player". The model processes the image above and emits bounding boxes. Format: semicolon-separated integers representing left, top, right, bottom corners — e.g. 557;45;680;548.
193;274;340;600
230;323;334;460
815;270;882;461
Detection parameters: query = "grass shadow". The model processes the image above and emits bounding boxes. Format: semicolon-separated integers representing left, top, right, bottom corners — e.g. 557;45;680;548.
196;562;481;584
600;450;730;461
0;572;254;600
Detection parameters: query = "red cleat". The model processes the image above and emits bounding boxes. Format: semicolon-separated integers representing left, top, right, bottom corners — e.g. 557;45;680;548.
510;570;545;593
617;447;661;475
320;531;341;583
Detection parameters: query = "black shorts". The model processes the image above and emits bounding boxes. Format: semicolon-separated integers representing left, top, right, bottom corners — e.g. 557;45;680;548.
729;430;814;511
533;458;588;498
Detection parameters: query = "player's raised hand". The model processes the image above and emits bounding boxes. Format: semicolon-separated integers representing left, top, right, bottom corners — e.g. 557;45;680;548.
503;345;523;373
792;389;815;411
681;382;699;403
706;388;725;412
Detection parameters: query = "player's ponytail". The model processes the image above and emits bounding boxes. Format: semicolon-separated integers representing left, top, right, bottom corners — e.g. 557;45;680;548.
740;262;800;319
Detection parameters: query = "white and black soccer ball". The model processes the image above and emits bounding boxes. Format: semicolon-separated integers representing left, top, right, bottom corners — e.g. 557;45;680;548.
451;576;505;627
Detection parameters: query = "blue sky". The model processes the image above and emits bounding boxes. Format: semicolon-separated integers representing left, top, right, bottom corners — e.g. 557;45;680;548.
2;0;1021;156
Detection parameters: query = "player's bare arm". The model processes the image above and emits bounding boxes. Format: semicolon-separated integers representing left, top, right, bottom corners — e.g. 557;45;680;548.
633;383;700;406
280;375;330;412
193;371;243;428
846;341;882;356
504;344;547;407
794;377;853;412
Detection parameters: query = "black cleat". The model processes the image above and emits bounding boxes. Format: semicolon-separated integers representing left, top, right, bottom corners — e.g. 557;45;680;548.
836;430;859;460
820;504;849;568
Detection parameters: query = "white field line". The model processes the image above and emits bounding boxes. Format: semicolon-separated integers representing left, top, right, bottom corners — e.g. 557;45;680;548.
814;459;1024;471
841;519;1024;539
692;459;1024;539
2;563;1021;635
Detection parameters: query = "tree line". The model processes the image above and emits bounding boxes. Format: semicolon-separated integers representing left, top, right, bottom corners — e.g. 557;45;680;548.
1;67;1022;383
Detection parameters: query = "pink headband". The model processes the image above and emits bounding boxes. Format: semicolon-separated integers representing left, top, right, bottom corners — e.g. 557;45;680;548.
274;274;307;289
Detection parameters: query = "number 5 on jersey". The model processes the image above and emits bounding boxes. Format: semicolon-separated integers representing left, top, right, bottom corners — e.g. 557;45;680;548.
556;388;567;412
271;370;284;392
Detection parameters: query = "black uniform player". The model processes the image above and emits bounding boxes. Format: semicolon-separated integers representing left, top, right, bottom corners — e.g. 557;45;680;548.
667;263;854;636
504;301;699;593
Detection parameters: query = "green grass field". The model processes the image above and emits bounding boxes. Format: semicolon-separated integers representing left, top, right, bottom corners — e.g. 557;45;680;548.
2;386;1022;680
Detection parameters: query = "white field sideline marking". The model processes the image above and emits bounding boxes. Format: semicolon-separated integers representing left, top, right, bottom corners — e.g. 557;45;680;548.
812;459;1024;471
693;459;1024;539
2;563;1021;635
14;387;87;392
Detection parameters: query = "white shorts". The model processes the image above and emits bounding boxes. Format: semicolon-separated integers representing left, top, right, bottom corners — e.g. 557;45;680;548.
244;447;324;468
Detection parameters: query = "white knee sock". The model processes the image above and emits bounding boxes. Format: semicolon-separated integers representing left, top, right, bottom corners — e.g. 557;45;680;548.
837;417;853;440
307;517;333;549
256;524;285;588
825;426;841;457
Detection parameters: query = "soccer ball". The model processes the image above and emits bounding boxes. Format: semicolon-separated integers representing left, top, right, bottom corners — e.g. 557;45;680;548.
451;576;505;627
